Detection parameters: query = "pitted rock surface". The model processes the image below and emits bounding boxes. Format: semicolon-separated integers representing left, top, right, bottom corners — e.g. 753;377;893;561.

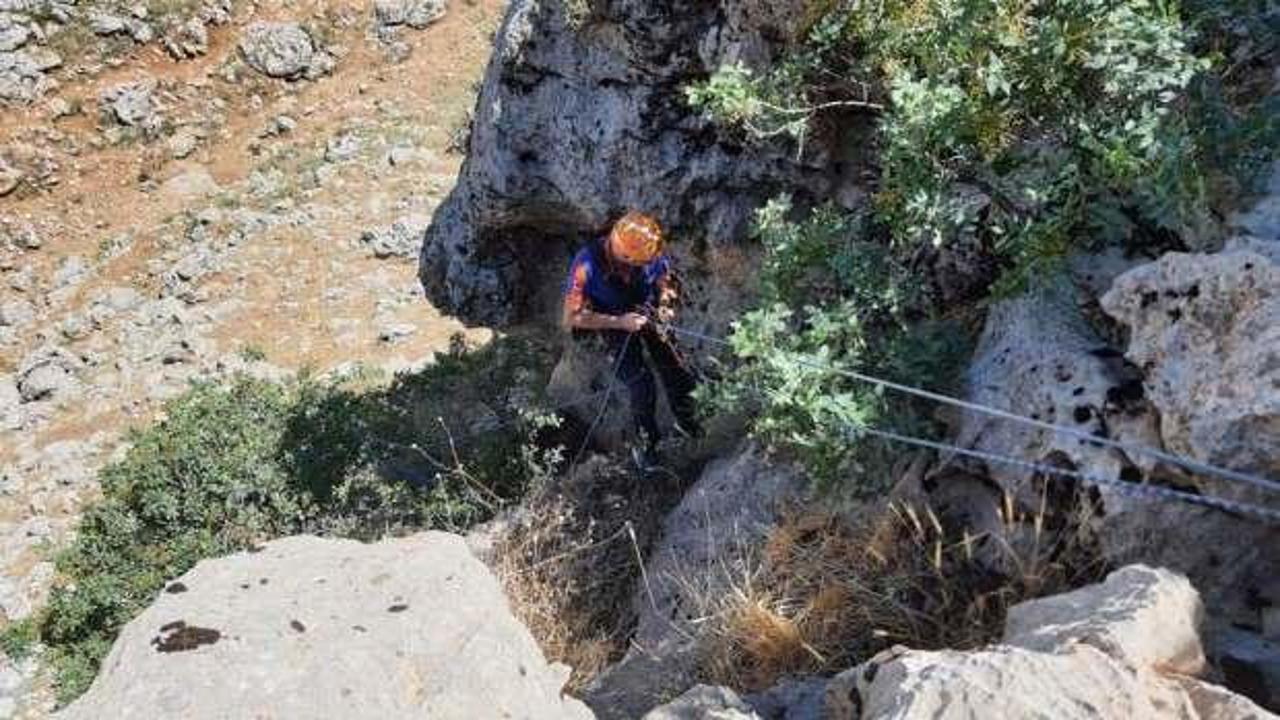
57;533;594;720
418;0;853;325
1100;239;1280;483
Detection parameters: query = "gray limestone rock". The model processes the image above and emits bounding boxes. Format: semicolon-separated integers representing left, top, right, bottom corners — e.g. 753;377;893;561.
846;566;1275;720
324;132;361;162
16;351;79;402
1100;242;1280;481
162;18;209;59
0;48;59;105
0;16;30;52
89;11;129;36
950;273;1280;628
585;445;807;718
642;685;759;720
0;298;34;327
361;215;429;259
99;80;160;130
374;0;446;29
1003;565;1206;675
56;533;595;720
418;0;833;325
238;22;315;79
53;254;88;288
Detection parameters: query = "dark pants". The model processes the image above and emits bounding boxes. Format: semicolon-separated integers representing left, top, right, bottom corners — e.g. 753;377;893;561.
593;327;699;446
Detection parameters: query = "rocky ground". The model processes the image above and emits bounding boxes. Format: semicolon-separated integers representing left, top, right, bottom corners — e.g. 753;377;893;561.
0;0;499;714
50;532;1280;719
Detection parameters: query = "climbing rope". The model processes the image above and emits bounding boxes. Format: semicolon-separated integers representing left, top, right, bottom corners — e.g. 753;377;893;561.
850;423;1280;524
660;323;1280;496
360;316;1280;525
567;331;635;475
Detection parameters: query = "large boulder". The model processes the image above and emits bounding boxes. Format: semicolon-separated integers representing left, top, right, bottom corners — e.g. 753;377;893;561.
843;565;1275;720
1099;238;1280;483
584;444;807;719
639;565;1274;719
946;262;1280;631
418;0;851;326
1002;565;1205;675
57;533;594;720
954;278;1165;504
850;644;1201;720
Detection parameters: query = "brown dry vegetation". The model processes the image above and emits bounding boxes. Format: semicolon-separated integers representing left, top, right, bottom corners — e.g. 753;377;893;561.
692;496;1107;691
493;456;669;690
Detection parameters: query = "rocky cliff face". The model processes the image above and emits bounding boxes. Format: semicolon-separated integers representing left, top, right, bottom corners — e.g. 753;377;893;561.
418;0;859;326
935;163;1280;710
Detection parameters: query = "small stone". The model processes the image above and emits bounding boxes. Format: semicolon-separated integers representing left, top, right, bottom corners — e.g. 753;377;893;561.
53;255;88;288
258;114;296;138
14;226;40;250
379;323;416;342
128;20;154;44
0;162;20;197
0;19;31;52
18;363;74;402
60;314;90;340
163;18;208;59
374;0;447;29
324;133;361;162
89;11;129;36
238;22;315;79
0;299;36;327
168;129;199;159
99;80;159;129
162;168;220;200
360;215;428;259
46;96;74;120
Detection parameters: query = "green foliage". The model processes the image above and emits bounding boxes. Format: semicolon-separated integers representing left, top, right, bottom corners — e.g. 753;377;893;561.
687;0;1275;482
702;198;971;491
0;619;37;661
237;344;268;362
687;0;1244;287
29;335;556;705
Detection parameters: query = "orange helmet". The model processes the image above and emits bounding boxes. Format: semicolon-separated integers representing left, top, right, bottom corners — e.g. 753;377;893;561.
609;211;664;265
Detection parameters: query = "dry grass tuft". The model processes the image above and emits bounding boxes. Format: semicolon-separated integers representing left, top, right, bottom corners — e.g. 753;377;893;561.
493;494;633;690
695;494;1106;690
491;456;678;691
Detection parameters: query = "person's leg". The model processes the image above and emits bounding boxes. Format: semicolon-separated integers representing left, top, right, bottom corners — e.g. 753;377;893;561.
603;330;660;445
641;328;701;436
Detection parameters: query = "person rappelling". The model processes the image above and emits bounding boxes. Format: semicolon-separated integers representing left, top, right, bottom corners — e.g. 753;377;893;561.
561;210;702;471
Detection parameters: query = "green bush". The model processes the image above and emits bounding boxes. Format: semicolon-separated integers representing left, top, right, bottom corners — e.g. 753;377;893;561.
686;0;1251;289
687;0;1277;492
701;198;971;492
30;335;556;705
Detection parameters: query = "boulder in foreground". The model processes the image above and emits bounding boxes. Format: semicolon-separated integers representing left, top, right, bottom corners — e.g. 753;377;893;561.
57;532;594;720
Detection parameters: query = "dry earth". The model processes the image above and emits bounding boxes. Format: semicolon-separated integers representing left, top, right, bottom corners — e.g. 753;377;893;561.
0;0;502;713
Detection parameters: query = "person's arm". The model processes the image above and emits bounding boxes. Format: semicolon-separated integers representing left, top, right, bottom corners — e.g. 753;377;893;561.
561;259;648;332
566;306;648;332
